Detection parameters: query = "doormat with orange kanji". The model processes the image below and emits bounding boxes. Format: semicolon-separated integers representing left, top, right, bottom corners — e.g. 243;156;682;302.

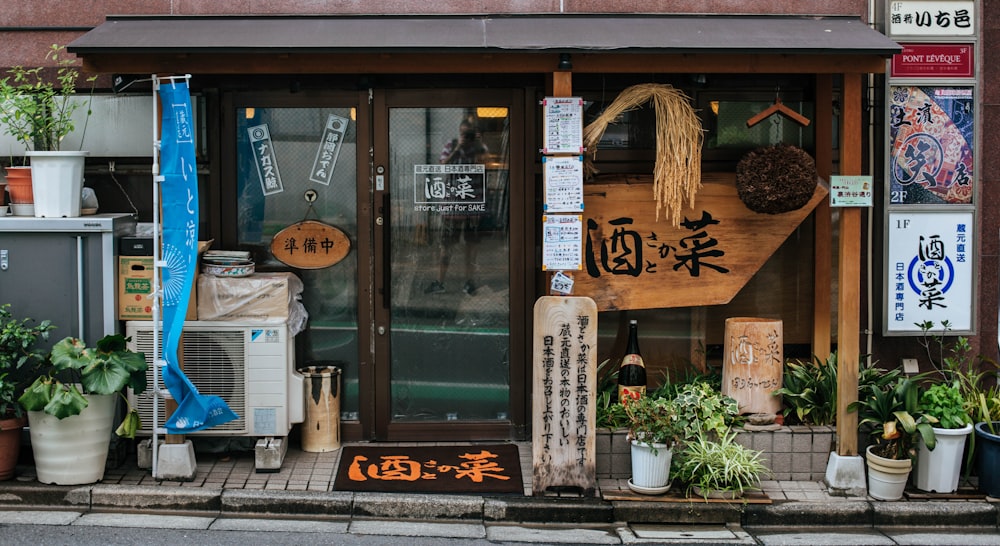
333;444;523;494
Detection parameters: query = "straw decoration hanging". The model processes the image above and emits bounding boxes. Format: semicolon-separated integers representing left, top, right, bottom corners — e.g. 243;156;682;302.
583;83;704;226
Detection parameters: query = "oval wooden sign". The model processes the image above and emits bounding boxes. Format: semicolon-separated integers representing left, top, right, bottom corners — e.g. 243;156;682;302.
270;220;351;269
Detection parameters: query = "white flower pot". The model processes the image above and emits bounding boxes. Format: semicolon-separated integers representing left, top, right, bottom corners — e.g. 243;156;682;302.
27;393;115;485
915;423;973;493
866;444;911;501
27;151;87;218
630;439;672;490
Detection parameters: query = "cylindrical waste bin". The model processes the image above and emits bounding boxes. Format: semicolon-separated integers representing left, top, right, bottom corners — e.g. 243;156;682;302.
299;364;341;452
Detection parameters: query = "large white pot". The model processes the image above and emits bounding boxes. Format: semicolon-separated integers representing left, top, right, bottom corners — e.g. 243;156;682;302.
915;423;973;493
26;150;87;218
630;439;672;491
27;393;115;485
866;444;911;501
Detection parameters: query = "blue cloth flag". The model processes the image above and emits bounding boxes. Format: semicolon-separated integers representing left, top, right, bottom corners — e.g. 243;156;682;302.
158;78;238;433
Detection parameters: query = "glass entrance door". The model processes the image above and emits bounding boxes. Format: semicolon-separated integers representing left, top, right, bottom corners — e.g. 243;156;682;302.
374;90;516;440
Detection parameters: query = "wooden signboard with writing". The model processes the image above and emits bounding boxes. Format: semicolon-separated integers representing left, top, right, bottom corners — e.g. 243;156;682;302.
576;173;828;311
721;317;783;415
270;220;351;269
532;296;597;496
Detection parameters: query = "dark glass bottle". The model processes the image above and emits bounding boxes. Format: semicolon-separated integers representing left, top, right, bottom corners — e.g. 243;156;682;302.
616;319;647;403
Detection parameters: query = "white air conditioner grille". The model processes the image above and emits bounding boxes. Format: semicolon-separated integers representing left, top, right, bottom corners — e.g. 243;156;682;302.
130;328;248;434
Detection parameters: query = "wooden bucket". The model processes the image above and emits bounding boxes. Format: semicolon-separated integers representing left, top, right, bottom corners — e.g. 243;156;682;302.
721;317;783;416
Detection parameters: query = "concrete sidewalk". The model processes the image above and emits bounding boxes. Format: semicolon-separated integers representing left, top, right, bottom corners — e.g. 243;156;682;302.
0;441;998;530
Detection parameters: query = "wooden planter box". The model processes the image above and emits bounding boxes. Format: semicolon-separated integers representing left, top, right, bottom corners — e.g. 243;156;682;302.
595;425;835;481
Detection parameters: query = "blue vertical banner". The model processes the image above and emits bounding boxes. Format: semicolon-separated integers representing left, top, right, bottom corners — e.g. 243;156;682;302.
158;78;238;432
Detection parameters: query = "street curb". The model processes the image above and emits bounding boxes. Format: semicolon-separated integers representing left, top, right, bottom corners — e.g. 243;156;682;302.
91;485;222;513
743;500;873;527
221;489;353;517
2;482;1000;529
871;500;998;528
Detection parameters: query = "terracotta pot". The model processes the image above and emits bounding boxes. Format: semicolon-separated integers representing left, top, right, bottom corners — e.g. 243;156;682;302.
4;167;33;205
0;415;28;481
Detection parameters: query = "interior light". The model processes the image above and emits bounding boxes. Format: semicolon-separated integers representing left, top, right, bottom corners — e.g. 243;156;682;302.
476;107;508;118
710;101;719;116
350;107;356;121
245;107;255;119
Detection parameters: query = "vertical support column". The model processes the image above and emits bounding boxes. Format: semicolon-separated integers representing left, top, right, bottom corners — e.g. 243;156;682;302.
836;73;863;457
812;74;833;362
545;70;573;295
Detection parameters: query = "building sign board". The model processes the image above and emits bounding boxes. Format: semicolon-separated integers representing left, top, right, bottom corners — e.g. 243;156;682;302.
891;43;974;78
885;210;974;334
889;1;975;36
574;174;827;311
888;86;974;205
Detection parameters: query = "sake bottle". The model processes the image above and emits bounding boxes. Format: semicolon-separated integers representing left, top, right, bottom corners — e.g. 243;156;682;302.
617;319;647;403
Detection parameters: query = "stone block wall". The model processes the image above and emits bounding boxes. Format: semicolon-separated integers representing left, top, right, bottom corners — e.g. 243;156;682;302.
595;425;835;482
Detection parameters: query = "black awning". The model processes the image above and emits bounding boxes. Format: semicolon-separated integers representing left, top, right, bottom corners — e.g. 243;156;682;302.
69;14;901;56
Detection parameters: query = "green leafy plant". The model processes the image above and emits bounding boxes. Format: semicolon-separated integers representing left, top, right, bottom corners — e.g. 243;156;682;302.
917;320;997;426
773;354;838;426
0;44;95;153
676;429;770;499
672;381;740;443
850;375;936;460
18;334;147;438
0;303;55;418
920;381;971;430
623;393;680;448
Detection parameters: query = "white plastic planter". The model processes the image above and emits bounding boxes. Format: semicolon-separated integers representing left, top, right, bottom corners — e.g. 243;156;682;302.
27;393;114;485
629;439;672;491
915;423;973;493
27;151;87;218
866;444;911;501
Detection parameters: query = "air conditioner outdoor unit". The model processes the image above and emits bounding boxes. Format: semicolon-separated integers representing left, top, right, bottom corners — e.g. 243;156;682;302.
125;320;304;437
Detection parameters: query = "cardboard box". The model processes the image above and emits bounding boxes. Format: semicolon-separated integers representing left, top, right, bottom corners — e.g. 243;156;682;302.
118;242;210;321
197;272;301;322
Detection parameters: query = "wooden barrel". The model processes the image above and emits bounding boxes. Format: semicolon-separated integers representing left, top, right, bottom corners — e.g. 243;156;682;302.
721;317;783;416
300;365;341;452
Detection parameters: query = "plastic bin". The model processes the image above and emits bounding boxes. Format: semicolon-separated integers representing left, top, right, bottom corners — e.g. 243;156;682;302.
299;364;342;452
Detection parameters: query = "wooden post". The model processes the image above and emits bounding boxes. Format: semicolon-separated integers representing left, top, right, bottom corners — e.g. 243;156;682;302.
836;73;862;457
546;70;573;295
812;74;833;362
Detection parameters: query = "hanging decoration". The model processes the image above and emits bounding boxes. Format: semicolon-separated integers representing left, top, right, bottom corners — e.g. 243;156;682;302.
735;144;817;214
270;190;351;269
582;83;704;227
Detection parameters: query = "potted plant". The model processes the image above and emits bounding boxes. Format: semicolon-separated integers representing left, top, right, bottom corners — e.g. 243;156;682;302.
0;304;54;480
973;393;1000;497
0;44;94;217
623;392;680;494
676;429;769;500
914;380;973;493
18;334;146;485
850;376;937;500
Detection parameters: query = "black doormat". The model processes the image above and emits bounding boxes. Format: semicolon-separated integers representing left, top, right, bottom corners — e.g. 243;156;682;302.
334;444;523;494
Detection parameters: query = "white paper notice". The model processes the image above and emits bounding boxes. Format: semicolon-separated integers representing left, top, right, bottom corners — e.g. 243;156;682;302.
543;155;584;212
542;97;584;154
542;215;583;271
